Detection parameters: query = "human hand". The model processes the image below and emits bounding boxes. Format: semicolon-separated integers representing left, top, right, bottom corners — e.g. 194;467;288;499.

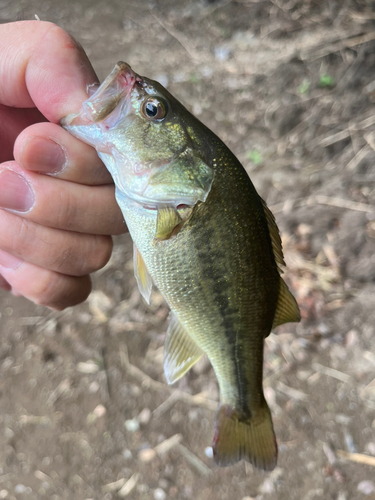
0;21;126;309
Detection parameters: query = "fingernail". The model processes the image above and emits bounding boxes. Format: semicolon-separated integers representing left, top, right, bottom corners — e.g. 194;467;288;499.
21;137;67;174
0;169;35;212
0;250;22;270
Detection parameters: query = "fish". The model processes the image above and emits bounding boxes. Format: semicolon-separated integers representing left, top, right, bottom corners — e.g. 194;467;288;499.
62;62;300;470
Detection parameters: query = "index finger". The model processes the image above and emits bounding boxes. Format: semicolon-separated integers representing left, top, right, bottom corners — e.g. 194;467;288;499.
0;21;98;121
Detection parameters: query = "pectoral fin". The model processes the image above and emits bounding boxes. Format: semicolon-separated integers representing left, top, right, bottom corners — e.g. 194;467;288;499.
156;205;182;240
133;243;153;305
272;277;301;329
164;314;204;384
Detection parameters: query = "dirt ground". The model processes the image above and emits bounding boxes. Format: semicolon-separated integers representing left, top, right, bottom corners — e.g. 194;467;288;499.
1;0;375;499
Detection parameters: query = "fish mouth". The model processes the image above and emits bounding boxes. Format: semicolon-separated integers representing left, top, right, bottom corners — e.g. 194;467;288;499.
82;62;141;123
61;62;141;129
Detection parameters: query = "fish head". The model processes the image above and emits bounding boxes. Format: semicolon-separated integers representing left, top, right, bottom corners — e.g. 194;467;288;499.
62;62;213;208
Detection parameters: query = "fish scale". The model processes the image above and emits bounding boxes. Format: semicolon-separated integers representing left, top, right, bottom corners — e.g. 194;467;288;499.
62;61;300;470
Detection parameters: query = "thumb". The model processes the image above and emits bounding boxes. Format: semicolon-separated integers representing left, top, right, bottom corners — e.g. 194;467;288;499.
0;21;98;122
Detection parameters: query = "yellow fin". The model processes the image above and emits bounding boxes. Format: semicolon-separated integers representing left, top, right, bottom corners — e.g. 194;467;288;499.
156;205;182;240
261;198;285;272
212;403;277;470
133;243;152;305
272;277;301;329
164;314;204;384
261;199;300;328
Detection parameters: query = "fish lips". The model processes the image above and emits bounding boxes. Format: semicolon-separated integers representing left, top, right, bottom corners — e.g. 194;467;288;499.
61;61;138;136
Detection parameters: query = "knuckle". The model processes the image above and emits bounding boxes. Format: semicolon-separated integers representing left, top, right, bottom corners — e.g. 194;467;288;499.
55;189;77;230
34;272;92;310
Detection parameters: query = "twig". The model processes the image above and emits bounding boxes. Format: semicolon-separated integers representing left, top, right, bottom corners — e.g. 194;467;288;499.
346;145;371;171
149;10;204;62
46;379;70;406
270;195;375;214
322;442;337;465
364;133;375;152
312;363;351;384
311;114;375;148
276;381;309;401
102;478;126;493
302;31;375;61
175;444;213;476
118;473;139;498
119;344;218;411
337;450;375;467
154;434;183;455
101;347;111;401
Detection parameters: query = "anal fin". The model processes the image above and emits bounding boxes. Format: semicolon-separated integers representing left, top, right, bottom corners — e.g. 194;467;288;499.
133;243;153;305
164;314;204;384
272;277;301;330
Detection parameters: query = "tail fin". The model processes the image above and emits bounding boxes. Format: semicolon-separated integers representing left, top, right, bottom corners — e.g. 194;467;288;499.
212;404;277;470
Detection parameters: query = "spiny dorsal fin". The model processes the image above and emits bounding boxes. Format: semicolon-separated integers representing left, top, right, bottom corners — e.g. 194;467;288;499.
261;198;285;272
164;314;204;384
133;243;153;305
272;278;301;329
156;205;182;240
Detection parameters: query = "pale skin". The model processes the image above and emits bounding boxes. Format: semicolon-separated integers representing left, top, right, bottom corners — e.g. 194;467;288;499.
0;21;126;309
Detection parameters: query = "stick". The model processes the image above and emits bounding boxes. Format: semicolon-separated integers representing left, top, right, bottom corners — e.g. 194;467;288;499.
120;345;217;411
337;450;375;467
312;363;351;384
302;31;375;61
270;195;375;214
175;444;212;476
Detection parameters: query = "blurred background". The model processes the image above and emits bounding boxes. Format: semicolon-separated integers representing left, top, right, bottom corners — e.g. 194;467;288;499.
1;1;375;499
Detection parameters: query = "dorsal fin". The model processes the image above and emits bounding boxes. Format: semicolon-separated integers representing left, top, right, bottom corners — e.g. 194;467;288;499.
261;198;285;272
272;278;301;329
164;314;204;384
260;198;300;328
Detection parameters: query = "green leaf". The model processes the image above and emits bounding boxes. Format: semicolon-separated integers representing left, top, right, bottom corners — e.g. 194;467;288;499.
297;79;310;94
246;149;263;165
319;74;335;88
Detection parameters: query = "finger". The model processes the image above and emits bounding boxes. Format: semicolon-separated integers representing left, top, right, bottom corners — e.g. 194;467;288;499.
0;104;46;163
0;162;125;235
0;249;91;309
0;21;98;121
14;122;113;185
0;209;113;276
0;273;11;292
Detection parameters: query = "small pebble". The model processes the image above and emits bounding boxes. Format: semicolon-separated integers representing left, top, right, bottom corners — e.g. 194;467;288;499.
4;428;14;440
15;485;26;494
213;45;231;61
0;491;8;499
365;442;375;455
138;408;151;425
358;480;375;495
154;488;166;500
76;361;100;374
88;381;100;393
124;419;140;432
93;405;106;418
204;447;213;458
122;449;133;460
138;448;156;463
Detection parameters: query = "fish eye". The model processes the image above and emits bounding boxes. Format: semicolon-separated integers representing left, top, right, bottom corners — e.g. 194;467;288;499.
142;98;167;120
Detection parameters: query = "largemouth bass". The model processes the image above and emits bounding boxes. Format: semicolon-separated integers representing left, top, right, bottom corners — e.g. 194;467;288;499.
62;62;300;470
